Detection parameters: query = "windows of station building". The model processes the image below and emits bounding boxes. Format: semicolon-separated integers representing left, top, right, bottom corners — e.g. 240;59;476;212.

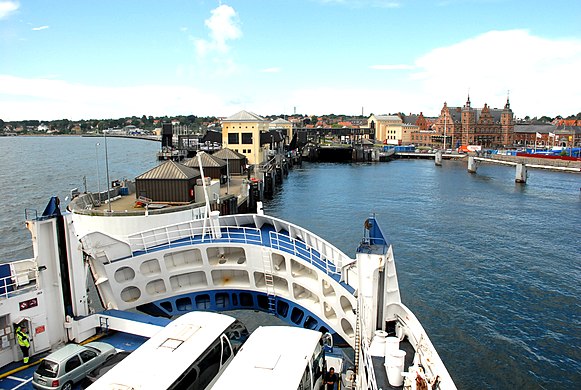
241;133;252;144
228;133;239;144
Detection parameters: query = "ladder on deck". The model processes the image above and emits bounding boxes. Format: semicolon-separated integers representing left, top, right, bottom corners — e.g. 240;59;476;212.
354;299;361;385
261;248;276;314
99;316;110;333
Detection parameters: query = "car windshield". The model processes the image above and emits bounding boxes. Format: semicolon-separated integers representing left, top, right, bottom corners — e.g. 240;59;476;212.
37;360;59;378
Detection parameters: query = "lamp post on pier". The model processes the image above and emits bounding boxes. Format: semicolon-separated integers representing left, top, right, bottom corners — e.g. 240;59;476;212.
95;143;102;206
104;130;112;212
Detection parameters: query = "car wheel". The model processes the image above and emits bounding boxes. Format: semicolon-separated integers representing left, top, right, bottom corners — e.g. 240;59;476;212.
62;381;73;390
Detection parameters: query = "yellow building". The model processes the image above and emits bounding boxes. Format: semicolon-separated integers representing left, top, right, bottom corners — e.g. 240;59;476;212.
368;114;402;145
221;110;270;165
367;114;418;145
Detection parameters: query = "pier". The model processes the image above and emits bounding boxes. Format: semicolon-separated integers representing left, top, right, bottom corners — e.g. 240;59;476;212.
466;155;580;183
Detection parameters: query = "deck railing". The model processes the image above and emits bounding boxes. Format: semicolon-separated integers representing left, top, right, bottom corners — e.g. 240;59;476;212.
127;224;263;254
0;261;39;299
269;231;343;278
125;223;348;280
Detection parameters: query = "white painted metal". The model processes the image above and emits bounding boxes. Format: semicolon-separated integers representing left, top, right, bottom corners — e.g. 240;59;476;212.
88;312;236;390
212;326;324;390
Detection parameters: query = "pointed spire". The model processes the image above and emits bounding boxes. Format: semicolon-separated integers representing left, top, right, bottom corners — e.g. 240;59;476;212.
505;90;511;109
466;93;471;108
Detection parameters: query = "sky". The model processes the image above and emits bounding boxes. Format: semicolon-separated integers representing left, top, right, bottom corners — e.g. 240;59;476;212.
0;0;580;121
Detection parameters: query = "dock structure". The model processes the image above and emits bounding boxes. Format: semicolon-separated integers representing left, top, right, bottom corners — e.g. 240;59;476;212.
395;152;466;160
468;155;580;183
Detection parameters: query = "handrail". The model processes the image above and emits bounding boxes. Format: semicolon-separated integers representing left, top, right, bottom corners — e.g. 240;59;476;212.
269;231;343;278
127;225;264;255
124;224;348;282
0;269;39;300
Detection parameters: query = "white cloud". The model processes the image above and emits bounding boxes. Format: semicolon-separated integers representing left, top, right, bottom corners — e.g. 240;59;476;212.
409;29;581;117
1;30;579;121
32;25;49;31
0;75;235;121
252;30;581;118
194;4;241;57
369;64;415;70
0;0;18;19
261;67;281;73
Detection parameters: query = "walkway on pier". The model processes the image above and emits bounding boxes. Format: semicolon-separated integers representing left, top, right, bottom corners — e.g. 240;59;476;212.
473;156;581;172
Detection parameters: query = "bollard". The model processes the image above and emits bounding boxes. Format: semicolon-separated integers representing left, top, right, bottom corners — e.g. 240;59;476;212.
435;150;443;166
467;156;477;173
515;163;527;183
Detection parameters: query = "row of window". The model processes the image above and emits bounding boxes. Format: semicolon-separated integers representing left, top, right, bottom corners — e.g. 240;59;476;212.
227;133;253;145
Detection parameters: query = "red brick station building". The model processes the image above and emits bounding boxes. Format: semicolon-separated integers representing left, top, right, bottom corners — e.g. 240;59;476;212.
410;96;580;150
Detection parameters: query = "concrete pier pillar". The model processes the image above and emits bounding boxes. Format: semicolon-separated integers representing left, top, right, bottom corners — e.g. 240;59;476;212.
515;163;527;183
467;156;477;173
435;150;443;166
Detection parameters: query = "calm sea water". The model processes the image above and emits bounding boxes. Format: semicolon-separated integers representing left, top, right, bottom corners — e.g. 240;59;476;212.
0;136;579;389
0;136;160;261
262;161;581;389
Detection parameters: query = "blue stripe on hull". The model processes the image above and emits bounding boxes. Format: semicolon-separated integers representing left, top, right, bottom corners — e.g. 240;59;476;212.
139;289;348;346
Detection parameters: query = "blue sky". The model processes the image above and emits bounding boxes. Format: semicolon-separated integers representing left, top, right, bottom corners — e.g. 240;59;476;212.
1;0;580;121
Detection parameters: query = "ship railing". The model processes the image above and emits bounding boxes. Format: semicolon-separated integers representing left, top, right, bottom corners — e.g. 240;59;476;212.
127;224;263;255
0;260;39;299
126;221;349;280
359;300;380;390
268;231;344;278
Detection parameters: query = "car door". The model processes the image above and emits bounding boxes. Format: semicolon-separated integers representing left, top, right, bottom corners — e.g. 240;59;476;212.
80;348;99;372
64;354;83;384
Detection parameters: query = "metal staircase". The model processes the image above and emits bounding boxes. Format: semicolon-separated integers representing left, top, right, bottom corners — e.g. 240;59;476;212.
261;248;276;314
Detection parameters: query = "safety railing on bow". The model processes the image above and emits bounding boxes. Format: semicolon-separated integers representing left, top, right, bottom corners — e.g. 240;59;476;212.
127;224;264;256
268;231;346;279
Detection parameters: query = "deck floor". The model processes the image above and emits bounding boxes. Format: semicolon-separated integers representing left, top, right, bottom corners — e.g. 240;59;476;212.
371;337;415;390
0;331;148;390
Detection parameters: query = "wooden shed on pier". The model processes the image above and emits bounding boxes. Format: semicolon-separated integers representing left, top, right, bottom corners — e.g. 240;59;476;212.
212;148;247;175
135;160;201;203
183;152;227;180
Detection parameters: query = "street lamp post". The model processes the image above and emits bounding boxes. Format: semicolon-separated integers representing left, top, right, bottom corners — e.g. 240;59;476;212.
95;143;102;206
226;154;230;195
104;131;112;212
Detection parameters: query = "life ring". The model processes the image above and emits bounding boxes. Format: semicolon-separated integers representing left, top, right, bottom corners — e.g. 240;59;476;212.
364;219;372;230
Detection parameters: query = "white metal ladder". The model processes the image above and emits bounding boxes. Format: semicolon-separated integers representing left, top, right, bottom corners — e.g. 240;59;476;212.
261;248;276;314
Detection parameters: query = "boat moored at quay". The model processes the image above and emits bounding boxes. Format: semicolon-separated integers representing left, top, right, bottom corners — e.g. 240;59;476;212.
0;195;455;389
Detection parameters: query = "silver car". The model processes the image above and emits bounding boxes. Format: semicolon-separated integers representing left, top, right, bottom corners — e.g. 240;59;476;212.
32;341;116;390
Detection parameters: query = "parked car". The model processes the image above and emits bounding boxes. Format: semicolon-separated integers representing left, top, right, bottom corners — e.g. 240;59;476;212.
32;342;116;390
83;350;131;385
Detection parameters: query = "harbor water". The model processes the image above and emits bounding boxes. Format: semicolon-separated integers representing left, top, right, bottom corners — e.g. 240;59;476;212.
1;136;580;389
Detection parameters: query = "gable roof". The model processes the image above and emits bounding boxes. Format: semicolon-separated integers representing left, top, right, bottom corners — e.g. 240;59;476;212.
213;148;246;160
136;160;200;180
223;110;267;123
270;118;291;125
373;115;402;122
183;152;226;168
